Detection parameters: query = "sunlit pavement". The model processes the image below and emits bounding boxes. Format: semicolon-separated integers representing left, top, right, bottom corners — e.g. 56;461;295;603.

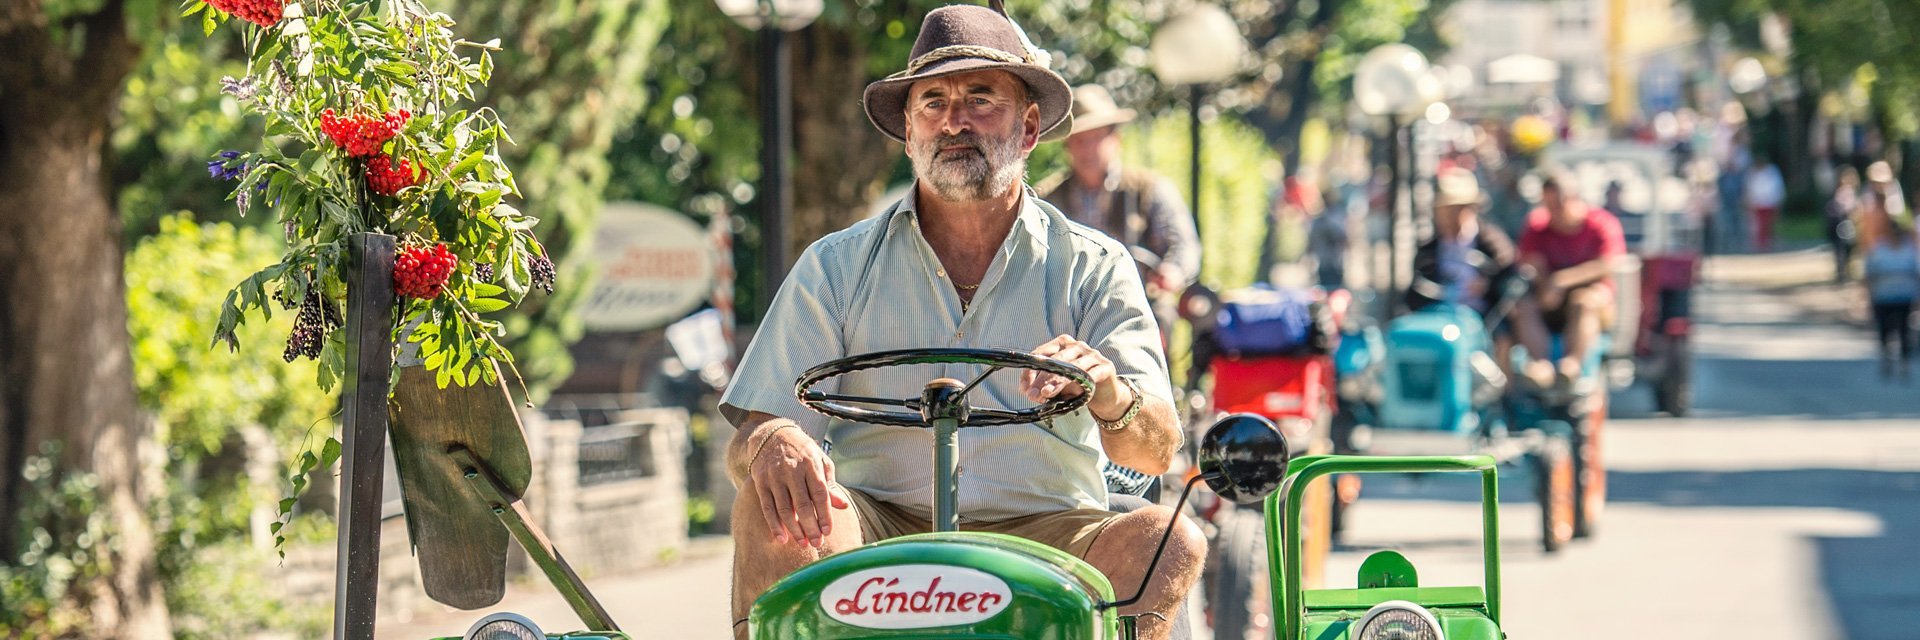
378;249;1920;640
1329;248;1920;640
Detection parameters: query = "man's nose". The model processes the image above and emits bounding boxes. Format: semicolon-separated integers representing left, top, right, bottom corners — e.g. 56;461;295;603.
938;107;973;137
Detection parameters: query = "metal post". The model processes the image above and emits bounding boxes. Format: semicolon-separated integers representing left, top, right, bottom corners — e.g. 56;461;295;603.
333;233;396;640
933;416;959;532
758;26;794;317
1384;114;1403;316
1188;84;1205;236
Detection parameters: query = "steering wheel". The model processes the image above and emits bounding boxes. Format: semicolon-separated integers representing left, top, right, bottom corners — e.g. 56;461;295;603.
794;348;1093;427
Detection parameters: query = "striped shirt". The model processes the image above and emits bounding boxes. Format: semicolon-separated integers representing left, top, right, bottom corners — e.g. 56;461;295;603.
719;185;1173;521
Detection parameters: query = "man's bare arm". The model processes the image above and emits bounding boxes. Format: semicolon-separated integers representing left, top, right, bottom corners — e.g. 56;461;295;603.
1546;256;1616;290
1097;393;1180;475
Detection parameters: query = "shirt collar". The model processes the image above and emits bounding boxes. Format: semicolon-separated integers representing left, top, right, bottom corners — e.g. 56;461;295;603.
887;182;1051;251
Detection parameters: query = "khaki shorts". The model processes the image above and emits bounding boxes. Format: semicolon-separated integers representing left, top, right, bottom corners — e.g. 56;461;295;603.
838;485;1121;559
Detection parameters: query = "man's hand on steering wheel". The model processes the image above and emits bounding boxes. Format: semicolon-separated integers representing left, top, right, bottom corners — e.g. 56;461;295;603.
746;422;849;548
1021;335;1132;421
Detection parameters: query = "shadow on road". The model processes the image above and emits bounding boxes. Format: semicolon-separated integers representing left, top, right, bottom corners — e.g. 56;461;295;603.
1609;468;1920;640
1347;466;1920;639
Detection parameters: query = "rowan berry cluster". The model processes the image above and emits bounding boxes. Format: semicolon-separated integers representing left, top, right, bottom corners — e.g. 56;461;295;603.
367;154;419;196
204;0;286;28
320;108;411;157
395;244;458;300
281;288;342;362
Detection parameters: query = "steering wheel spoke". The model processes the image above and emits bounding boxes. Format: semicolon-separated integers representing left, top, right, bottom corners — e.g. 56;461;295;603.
800;391;920;410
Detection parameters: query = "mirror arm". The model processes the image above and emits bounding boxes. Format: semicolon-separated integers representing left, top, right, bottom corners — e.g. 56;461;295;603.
1099;472;1216;611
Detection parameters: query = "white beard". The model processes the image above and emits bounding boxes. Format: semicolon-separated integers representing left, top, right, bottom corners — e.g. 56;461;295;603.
908;126;1028;202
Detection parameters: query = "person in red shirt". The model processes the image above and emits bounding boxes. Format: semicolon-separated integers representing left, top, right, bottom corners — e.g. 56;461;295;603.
1513;172;1626;388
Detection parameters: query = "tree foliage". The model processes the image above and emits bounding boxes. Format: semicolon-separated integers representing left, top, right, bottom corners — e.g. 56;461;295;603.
609;0;1449;317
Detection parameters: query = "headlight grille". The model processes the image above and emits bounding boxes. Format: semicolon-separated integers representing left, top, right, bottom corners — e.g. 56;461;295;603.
463;612;544;640
1354;600;1443;640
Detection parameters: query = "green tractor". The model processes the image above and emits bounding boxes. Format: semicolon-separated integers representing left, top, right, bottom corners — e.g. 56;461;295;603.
1264;454;1507;640
411;348;1508;640
417;347;1299;640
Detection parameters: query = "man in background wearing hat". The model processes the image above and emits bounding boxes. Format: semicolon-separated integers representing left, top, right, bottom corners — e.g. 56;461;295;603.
1039;84;1200;344
1406;168;1518;315
718;6;1199;639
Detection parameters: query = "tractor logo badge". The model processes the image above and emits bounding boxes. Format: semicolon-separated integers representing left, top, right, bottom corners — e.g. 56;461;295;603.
820;565;1013;629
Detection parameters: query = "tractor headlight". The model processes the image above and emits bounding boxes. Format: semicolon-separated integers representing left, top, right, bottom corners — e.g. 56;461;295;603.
463;612;544;640
1353;600;1444;640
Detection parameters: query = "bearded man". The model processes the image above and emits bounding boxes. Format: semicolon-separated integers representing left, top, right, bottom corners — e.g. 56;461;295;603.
718;5;1201;640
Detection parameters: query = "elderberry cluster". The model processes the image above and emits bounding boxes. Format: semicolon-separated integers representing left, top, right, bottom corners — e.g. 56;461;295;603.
473;262;495;283
529;253;556;293
281;289;342;362
395;244;458;299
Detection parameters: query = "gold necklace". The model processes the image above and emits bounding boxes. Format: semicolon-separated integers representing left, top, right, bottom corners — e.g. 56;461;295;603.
956;283;980;291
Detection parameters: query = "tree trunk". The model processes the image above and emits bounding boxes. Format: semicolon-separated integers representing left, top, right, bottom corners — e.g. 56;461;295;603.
1245;0;1344;177
787;25;898;257
0;2;170;637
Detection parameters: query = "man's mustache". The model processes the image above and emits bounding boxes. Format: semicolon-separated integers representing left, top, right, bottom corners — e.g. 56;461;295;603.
931;133;983;157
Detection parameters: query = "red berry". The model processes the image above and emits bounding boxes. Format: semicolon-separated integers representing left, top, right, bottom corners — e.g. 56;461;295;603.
204;0;285;27
367;154;419;196
394;244;457;299
320;108;411;157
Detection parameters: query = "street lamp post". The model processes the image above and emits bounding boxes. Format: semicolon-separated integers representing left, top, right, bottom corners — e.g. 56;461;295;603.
1352;43;1441;316
715;0;822;318
1150;4;1246;239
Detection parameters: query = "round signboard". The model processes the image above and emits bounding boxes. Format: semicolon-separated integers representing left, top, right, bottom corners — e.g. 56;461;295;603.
581;201;716;332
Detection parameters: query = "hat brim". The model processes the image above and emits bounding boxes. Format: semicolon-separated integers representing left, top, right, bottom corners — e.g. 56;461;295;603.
1067;110;1135;136
863;57;1074;144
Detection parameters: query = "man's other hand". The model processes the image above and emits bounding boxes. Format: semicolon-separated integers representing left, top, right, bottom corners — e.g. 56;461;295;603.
1021;334;1131;421
747;424;849;548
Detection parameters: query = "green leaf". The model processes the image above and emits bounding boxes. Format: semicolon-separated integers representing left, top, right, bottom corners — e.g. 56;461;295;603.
320;438;342;469
424;349;447;369
435;363;453;388
471;282;504;298
450;150;484;178
279;497;297;512
375;61;418;76
270;521;284;535
469;298;509;313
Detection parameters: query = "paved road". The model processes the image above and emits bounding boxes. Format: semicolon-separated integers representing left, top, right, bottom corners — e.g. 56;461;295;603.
1328;249;1920;640
381;249;1920;639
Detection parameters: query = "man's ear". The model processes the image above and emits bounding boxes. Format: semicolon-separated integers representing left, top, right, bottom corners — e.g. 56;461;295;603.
1020;102;1042;151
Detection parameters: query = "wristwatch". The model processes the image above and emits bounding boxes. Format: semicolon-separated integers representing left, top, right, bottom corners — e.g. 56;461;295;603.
1097;377;1144;432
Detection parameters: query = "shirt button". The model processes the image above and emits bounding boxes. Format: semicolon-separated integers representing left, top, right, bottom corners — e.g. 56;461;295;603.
954;331;965;339
937;269;948;278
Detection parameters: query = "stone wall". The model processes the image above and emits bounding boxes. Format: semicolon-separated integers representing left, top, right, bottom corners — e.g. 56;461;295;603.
294;405;691;627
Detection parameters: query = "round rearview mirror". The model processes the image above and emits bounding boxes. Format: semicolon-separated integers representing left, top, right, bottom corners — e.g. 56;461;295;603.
1197;414;1292;505
1178;283;1221;328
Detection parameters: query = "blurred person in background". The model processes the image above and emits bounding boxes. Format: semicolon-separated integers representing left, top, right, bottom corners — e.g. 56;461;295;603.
1745;156;1785;252
1041;84;1200;341
1859;184;1919;382
1512;172;1626;388
1257;174;1322;286
1827;166;1862;283
1406;168;1518;315
1308;177;1356;290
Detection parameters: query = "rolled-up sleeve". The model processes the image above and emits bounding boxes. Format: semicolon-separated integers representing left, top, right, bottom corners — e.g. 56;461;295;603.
718;244;843;437
1077;253;1175;405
